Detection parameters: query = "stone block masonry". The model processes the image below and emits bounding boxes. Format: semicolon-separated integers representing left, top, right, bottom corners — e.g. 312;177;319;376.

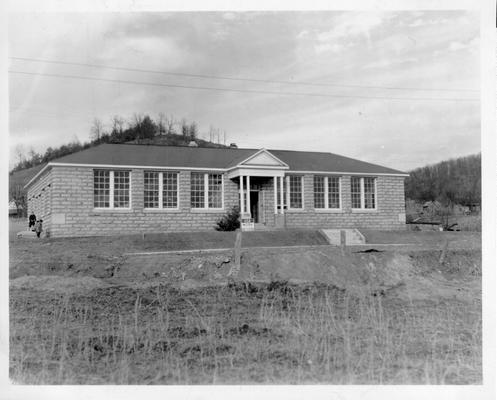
283;175;406;231
28;166;406;237
44;166;241;238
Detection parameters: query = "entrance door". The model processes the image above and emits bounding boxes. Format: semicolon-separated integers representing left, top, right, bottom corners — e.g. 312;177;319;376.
250;191;259;223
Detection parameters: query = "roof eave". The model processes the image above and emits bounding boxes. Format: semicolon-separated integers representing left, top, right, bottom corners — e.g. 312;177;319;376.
23;164;52;190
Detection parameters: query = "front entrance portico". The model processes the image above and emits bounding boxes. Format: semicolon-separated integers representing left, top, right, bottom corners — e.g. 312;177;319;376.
226;149;289;229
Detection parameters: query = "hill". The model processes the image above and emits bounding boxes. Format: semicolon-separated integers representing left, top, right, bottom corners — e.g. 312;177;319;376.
405;153;480;206
9;113;230;216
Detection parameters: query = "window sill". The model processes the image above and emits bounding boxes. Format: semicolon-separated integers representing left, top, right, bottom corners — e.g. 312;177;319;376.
351;208;378;213
314;208;343;213
191;208;225;213
90;208;132;215
143;208;181;213
286;208;305;212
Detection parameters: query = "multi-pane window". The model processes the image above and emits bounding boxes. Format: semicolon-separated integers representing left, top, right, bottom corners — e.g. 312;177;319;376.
191;173;223;209
314;176;325;208
351;177;362;209
144;171;159;208
208;174;223;208
93;170;130;209
314;176;340;209
191;173;205;208
288;176;303;209
113;171;130;208
94;170;110;208
163;172;178;208
328;177;340;208
364;177;376;209
143;171;178;209
351;177;376;209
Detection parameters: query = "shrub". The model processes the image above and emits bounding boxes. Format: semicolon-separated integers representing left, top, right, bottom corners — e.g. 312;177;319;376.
215;206;240;231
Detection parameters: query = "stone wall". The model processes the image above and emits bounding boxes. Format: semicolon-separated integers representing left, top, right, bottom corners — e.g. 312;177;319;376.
47;166;239;237
283;175;406;230
26;168;53;233
30;166;406;237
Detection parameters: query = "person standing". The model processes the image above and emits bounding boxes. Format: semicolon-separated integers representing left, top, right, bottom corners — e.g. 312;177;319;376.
28;213;36;231
34;219;43;238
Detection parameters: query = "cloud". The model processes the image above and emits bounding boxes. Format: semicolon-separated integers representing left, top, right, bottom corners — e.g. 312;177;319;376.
448;37;478;52
314;43;346;54
363;57;419;70
316;12;386;42
297;30;309;39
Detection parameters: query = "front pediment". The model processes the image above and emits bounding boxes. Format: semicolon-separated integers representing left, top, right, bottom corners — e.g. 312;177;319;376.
238;149;288;168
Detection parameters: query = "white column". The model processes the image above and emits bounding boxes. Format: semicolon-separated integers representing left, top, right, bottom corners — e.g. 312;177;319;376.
286;176;290;210
279;175;284;214
246;175;251;218
273;176;278;214
240;175;245;215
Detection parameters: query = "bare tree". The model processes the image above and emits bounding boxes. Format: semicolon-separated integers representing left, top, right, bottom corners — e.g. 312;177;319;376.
90;118;104;141
157;113;166;136
14;144;25;165
111;115;125;136
9;183;26;217
180;118;189;140
164;115;176;135
189;122;198;140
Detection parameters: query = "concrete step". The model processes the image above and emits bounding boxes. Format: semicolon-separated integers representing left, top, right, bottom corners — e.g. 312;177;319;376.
320;229;365;245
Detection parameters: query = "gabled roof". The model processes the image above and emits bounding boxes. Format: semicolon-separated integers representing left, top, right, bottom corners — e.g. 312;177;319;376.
25;143;407;188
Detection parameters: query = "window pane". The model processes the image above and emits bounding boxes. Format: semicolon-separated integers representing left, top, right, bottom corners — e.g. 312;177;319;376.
144;171;159;208
163;172;178;208
314;176;325;208
351;177;362;209
113;171;130;208
364;177;375;209
208;174;222;208
191;173;205;208
328;177;340;209
289;176;302;209
93;170;110;208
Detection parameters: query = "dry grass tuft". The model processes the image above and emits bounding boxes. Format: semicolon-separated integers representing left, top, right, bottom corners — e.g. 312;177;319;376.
10;282;481;384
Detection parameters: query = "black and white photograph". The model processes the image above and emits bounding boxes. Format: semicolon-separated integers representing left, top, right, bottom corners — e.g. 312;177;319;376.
2;0;495;397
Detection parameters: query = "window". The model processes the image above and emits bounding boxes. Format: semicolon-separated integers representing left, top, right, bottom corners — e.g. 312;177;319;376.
144;171;178;209
364;177;376;209
351;177;376;209
94;170;110;208
208;174;223;208
288;176;303;209
163;172;178;208
93;170;130;209
191;172;223;209
314;176;340;209
144;171;159;208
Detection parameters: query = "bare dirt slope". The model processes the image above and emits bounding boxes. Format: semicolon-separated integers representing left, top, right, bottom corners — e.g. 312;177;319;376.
9;231;481;384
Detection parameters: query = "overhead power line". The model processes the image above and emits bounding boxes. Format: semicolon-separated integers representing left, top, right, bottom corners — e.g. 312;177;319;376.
9;70;479;103
10;56;479;93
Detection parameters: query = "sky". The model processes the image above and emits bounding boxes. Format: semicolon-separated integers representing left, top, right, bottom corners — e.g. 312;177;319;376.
8;10;480;171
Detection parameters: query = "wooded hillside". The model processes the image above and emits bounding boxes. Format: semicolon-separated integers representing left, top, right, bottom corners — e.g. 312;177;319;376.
405;153;481;206
9;114;229;215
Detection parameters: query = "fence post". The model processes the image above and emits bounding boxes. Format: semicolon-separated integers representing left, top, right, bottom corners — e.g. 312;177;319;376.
228;229;242;277
439;238;450;265
340;230;346;255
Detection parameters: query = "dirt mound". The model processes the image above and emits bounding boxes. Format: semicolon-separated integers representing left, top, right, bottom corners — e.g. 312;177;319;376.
239;248;412;295
10;275;110;294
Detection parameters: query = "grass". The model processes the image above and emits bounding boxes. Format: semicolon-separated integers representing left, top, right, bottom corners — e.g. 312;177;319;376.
10;282;481;384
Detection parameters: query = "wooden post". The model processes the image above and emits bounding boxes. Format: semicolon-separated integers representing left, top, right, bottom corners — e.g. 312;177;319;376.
228;229;243;277
340;230;346;255
439;239;449;265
